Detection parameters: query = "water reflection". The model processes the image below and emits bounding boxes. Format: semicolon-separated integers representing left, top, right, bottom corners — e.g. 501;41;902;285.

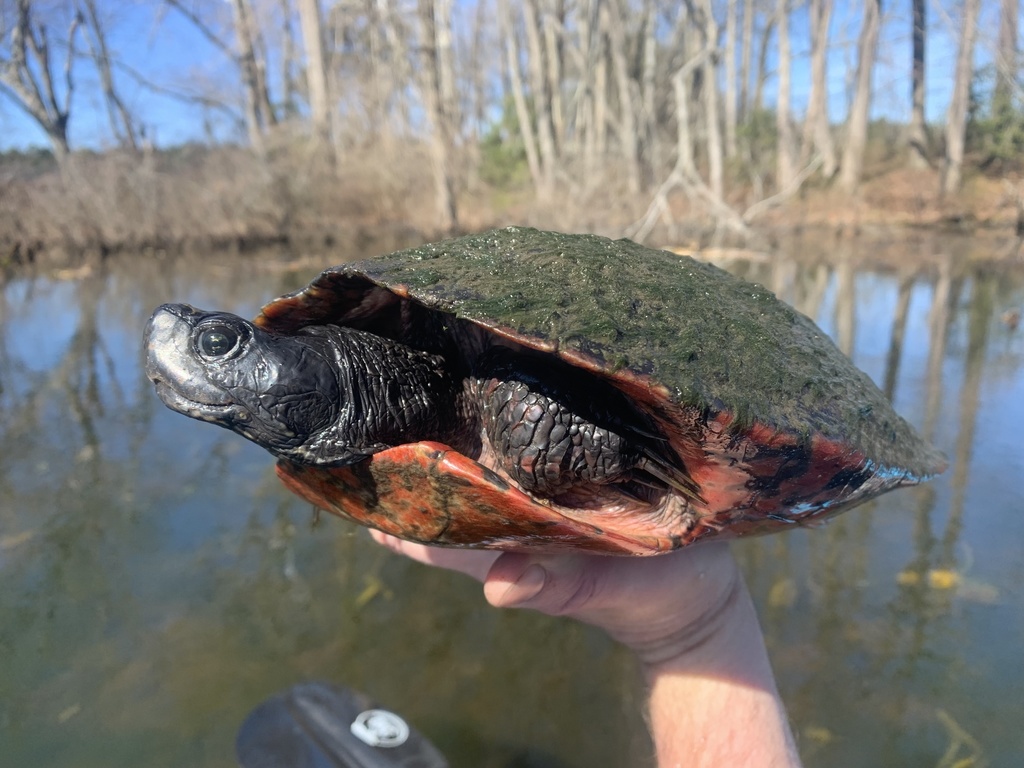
1;234;1022;767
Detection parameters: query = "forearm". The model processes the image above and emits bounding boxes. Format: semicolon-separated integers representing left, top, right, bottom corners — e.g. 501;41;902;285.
367;533;801;765
643;578;801;768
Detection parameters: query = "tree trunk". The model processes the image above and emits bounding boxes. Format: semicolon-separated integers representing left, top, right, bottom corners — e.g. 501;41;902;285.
80;0;137;150
752;16;775;115
775;0;795;190
417;0;459;231
542;0;565;151
230;0;271;150
278;0;299;119
641;0;661;176
376;0;415;133
593;11;608;160
499;0;544;195
838;0;881;193
994;0;1017;109
601;0;640;193
297;0;331;145
739;0;754;121
522;0;558;195
907;0;928;167
465;0;489;145
724;0;738;159
578;0;601;179
701;0;724;198
673;66;698;178
941;0;980;196
801;0;836;177
1;1;81;164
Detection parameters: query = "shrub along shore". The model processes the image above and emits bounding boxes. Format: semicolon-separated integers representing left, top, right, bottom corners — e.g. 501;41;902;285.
2;141;1022;272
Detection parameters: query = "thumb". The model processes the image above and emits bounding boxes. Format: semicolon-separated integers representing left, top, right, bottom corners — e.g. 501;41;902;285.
482;553;606;617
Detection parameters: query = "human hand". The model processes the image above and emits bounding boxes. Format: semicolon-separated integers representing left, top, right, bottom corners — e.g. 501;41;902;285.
370;532;801;766
368;532;742;673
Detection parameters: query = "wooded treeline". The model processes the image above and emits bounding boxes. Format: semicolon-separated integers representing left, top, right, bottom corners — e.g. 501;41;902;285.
1;0;1022;252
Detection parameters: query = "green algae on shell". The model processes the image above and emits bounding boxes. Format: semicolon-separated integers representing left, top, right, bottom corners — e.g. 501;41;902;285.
261;227;944;483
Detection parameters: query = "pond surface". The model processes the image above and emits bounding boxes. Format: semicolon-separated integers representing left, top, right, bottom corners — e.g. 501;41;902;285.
1;233;1022;767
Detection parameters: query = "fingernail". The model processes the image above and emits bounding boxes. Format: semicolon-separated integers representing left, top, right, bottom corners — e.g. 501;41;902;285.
502;563;547;605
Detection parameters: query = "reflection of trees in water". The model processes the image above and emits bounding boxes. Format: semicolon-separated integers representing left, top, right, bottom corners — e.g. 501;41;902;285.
1;254;654;767
0;259;279;763
1;244;1017;766
882;271;915;401
942;272;992;568
834;248;856;357
738;248;1009;764
0;269;160;743
923;258;954;442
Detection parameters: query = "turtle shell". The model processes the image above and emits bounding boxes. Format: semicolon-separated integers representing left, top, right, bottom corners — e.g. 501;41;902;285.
256;227;945;554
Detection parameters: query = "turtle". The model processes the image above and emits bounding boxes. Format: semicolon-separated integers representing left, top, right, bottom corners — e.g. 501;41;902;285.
144;227;946;555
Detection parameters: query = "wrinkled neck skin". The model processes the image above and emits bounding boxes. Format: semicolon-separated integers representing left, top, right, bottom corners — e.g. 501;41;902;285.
263;326;458;465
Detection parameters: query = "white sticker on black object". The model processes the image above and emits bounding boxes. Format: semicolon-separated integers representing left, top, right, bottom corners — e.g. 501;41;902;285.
350;708;410;748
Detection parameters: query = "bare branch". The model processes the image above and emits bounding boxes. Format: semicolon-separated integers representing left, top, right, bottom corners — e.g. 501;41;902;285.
62;11;82;119
78;0;138;149
162;0;234;59
743;156;822;223
110;58;244;126
0;1;79;158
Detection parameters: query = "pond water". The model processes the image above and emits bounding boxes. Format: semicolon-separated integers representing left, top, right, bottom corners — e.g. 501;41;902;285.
1;232;1021;767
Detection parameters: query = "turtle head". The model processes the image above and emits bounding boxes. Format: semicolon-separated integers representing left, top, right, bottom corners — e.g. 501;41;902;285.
144;303;343;460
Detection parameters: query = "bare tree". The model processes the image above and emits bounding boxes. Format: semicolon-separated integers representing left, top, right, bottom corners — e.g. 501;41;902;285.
375;0;416;134
641;0;661;175
994;0;1018;108
838;0;881;193
522;0;558;194
79;0;137;150
417;0;459;231
700;0;723;198
277;0;300;119
941;0;980;196
164;0;275;150
724;0;738;159
577;0;606;181
231;0;276;149
499;0;543;194
775;0;795;189
542;0;565;151
297;0;331;145
801;0;836;178
632;47;750;242
739;0;754;120
0;0;82;163
601;0;640;193
907;0;928;167
591;3;608;165
751;13;775;115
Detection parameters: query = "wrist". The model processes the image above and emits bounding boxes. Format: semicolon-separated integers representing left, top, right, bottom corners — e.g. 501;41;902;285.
635;562;768;684
640;572;803;767
586;543;747;673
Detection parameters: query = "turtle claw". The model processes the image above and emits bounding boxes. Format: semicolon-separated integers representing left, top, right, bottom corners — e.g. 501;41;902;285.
636;452;705;505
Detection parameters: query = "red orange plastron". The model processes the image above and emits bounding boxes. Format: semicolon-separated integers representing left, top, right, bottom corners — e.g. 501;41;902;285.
276;442;669;555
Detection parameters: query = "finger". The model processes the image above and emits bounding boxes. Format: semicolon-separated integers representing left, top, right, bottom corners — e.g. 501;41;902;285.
368;530;500;582
483;553;606;616
482;544;733;620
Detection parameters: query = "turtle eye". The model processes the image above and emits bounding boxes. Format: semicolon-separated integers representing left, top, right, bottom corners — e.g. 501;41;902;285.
197;325;240;358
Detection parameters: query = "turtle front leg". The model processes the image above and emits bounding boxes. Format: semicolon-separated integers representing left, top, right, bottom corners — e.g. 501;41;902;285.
478;370;640;497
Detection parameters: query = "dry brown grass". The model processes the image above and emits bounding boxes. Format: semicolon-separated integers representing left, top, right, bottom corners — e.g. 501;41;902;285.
2;138;1021;270
0;135;444;267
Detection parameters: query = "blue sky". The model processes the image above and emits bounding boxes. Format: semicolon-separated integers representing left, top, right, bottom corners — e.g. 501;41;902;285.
0;0;1005;153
